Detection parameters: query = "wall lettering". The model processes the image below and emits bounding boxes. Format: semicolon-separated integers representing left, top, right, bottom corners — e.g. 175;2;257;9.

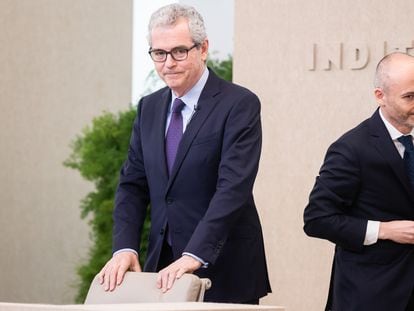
308;41;414;71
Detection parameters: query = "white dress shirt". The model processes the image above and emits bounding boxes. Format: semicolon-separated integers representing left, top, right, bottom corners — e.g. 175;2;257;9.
166;67;209;132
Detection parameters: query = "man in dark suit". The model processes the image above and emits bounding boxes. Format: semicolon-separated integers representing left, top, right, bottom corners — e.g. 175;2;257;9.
98;3;271;304
304;52;414;311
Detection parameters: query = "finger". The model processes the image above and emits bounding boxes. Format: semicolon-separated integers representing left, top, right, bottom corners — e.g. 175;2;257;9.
156;270;163;289
109;268;118;291
166;271;177;290
131;259;142;272
98;266;106;284
103;268;111;291
162;271;171;293
176;268;186;280
116;264;128;286
136;264;142;272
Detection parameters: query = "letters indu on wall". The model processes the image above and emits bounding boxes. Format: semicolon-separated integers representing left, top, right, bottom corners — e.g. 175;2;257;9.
308;41;414;71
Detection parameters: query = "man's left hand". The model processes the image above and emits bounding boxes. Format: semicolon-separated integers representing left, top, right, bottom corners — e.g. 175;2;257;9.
156;255;202;293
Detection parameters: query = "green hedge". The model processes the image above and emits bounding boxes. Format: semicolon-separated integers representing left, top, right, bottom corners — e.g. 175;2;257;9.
64;108;147;302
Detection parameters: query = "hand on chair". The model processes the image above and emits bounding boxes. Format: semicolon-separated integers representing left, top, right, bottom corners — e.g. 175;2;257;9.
157;255;202;293
98;251;142;291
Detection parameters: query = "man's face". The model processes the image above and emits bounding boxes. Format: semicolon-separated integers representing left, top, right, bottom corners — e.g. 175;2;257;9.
376;57;414;134
150;18;208;97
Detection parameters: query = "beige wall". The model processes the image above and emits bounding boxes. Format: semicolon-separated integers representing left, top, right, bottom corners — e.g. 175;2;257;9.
234;0;414;310
0;0;132;303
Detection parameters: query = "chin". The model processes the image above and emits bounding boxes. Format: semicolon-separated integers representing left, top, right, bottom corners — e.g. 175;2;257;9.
166;83;182;91
165;78;181;87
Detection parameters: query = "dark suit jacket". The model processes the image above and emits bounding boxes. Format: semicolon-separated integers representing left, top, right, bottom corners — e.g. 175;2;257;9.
304;109;414;311
112;69;271;303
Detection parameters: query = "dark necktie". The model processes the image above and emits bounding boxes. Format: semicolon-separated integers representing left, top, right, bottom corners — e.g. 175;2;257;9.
398;135;414;189
165;98;185;174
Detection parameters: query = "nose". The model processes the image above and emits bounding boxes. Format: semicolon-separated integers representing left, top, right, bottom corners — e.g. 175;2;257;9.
164;53;177;67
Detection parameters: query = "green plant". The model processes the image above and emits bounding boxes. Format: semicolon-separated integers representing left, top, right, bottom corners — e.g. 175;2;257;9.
65;55;232;303
64;108;151;302
208;55;233;82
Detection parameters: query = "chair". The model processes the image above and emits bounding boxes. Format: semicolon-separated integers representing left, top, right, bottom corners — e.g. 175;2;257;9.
84;272;212;304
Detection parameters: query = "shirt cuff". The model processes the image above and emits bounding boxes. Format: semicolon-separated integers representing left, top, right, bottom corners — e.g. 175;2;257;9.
113;248;138;257
182;252;209;268
364;220;380;245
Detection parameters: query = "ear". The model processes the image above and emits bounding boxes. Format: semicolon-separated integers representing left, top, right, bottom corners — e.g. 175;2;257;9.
200;39;209;62
374;88;385;106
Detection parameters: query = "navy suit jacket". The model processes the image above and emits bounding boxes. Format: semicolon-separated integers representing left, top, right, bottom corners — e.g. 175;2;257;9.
112;69;271;303
304;109;414;311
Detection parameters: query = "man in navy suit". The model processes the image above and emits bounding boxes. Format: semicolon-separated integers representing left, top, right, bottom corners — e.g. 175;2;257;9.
98;3;271;304
304;52;414;311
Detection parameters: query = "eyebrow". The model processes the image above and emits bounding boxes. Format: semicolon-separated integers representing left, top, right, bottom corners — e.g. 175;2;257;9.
151;45;191;51
401;91;414;97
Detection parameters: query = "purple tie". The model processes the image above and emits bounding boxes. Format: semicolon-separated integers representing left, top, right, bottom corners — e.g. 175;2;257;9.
165;98;185;174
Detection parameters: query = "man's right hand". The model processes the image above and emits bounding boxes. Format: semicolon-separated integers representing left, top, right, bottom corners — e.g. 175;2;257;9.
379;220;414;244
98;251;142;291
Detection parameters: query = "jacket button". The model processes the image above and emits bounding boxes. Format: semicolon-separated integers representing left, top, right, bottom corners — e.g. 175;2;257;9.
160;228;165;235
166;198;173;204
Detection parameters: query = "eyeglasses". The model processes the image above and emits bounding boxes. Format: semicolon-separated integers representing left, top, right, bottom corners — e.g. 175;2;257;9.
148;44;199;62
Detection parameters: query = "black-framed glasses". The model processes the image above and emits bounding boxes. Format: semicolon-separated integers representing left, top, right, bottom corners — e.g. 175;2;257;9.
148;44;199;62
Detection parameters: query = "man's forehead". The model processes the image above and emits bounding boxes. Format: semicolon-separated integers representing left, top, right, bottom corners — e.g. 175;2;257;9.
150;29;193;50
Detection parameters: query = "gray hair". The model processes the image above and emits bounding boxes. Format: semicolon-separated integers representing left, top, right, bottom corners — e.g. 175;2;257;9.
147;3;207;47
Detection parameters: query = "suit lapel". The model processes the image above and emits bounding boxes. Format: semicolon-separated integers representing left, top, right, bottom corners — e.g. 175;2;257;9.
166;70;221;191
155;88;171;181
369;109;414;199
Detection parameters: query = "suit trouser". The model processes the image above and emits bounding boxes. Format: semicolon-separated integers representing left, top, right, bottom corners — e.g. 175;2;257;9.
156;238;174;271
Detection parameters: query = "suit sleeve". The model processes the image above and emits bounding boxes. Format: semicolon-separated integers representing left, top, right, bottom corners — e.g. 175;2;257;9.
112;100;150;254
183;91;262;264
303;139;368;252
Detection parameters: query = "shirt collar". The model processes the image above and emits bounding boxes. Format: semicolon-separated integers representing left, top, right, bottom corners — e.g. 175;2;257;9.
170;67;209;111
